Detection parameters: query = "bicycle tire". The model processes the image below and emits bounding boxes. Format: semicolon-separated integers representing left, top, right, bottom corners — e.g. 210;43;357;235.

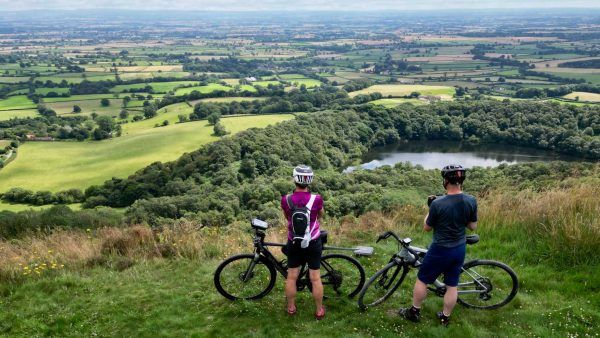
357;261;408;310
214;254;277;301
319;253;366;299
457;259;519;310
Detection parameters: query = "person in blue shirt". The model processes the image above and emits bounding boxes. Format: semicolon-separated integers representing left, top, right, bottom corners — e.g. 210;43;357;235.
400;164;478;326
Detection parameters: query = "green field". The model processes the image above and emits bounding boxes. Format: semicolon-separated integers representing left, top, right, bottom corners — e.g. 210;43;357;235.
0;201;81;212
289;78;322;88
0;95;36;110
43;94;118;103
110;81;199;94
252;80;281;87
238;84;258;92
0;113;293;192
47;99;125;116
348;85;455;99
0;186;598;337
196;97;267;103
0;109;39;121
369;98;426;107
174;83;232;95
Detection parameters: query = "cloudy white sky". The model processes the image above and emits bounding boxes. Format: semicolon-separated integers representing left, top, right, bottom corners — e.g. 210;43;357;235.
1;0;599;11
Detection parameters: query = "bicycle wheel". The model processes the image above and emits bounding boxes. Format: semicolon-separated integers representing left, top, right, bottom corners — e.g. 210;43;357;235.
214;254;277;301
357;261;408;310
457;259;519;310
319;253;366;299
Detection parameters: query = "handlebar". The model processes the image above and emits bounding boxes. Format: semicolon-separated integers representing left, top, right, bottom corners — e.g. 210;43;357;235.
376;231;420;257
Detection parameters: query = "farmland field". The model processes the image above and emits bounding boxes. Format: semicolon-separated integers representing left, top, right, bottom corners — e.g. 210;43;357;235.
196;97;267;103
562;92;600;102
47;99;125;116
174;83;232;95
0;109;39;121
110;81;199;94
0;96;36;110
348;85;455;99
0;114;293;192
369;98;426;107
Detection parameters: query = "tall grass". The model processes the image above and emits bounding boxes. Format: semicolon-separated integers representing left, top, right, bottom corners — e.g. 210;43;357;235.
480;183;600;266
1;184;598;283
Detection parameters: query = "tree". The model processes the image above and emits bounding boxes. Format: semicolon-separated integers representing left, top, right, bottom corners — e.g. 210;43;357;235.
119;109;129;119
162;120;169;126
100;98;110;107
91;112;98;120
207;113;221;125
143;105;157;119
213;122;229;136
122;96;131;107
73;105;81;113
96;115;115;133
178;114;188;123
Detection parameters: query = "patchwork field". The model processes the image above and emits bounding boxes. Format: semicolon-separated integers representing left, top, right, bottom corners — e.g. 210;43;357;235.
174;83;232;95
562;92;600;103
0;96;36;110
110;81;199;94
369;98;426;107
0;109;39;121
348;85;455;99
0;114;293;192
47;99;125;116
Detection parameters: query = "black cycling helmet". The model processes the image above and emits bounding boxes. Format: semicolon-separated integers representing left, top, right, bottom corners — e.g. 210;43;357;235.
441;164;466;186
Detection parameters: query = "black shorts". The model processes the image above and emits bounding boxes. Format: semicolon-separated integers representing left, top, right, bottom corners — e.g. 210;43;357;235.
285;239;322;270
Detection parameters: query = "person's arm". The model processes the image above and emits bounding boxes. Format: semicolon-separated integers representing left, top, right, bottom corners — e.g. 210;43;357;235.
467;198;478;231
423;213;433;232
467;221;477;231
318;208;325;218
424;201;436;232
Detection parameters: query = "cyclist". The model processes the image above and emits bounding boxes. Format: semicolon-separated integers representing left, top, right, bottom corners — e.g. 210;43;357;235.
281;165;326;320
400;164;478;326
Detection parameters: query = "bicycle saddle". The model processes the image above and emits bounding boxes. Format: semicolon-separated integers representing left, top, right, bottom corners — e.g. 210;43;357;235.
466;234;480;245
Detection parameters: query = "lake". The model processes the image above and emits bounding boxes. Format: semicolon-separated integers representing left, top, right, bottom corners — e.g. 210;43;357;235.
345;141;580;172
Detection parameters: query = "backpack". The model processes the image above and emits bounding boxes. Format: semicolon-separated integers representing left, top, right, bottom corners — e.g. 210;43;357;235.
286;194;317;248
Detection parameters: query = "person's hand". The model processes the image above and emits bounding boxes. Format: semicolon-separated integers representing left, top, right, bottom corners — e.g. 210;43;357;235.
427;195;437;207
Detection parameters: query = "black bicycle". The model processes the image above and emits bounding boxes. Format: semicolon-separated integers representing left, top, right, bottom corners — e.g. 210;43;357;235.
357;231;518;310
214;219;372;301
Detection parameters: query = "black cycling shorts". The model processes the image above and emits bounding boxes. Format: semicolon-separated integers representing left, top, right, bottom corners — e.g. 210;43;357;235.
285;239;322;270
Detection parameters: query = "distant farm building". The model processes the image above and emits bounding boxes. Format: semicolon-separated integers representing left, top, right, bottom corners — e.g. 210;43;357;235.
25;134;54;141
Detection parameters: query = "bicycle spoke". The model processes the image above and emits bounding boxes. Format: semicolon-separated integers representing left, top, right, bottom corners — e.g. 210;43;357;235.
218;257;273;299
320;254;364;298
458;261;518;309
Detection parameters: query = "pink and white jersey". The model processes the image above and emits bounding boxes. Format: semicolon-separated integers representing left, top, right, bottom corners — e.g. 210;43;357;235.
281;192;323;241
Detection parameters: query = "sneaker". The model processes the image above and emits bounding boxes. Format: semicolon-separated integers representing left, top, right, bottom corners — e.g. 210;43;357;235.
436;311;450;326
399;306;421;323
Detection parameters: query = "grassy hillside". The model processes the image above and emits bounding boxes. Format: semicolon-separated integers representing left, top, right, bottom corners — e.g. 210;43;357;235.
0;113;293;192
0;183;598;336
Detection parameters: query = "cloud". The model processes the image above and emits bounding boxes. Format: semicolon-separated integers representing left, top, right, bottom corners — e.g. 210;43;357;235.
0;0;599;11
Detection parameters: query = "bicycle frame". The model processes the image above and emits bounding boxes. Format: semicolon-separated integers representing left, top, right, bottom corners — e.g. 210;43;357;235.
377;231;491;297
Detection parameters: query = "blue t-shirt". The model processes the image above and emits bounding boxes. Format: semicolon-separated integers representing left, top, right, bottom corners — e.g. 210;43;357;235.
426;193;478;248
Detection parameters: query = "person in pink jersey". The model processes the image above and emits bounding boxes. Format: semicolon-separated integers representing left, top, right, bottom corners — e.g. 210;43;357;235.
281;165;325;320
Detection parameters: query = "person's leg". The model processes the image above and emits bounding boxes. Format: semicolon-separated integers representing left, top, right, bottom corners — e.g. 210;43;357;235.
308;269;324;312
412;278;428;308
285;267;300;311
442;286;458;316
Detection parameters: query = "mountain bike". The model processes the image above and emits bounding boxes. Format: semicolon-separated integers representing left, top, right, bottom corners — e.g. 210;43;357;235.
214;219;373;301
357;231;518;310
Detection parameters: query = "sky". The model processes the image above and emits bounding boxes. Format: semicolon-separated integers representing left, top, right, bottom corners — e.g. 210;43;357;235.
1;0;599;11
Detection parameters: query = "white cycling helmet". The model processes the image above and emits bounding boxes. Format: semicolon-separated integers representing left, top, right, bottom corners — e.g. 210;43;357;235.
293;165;314;186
